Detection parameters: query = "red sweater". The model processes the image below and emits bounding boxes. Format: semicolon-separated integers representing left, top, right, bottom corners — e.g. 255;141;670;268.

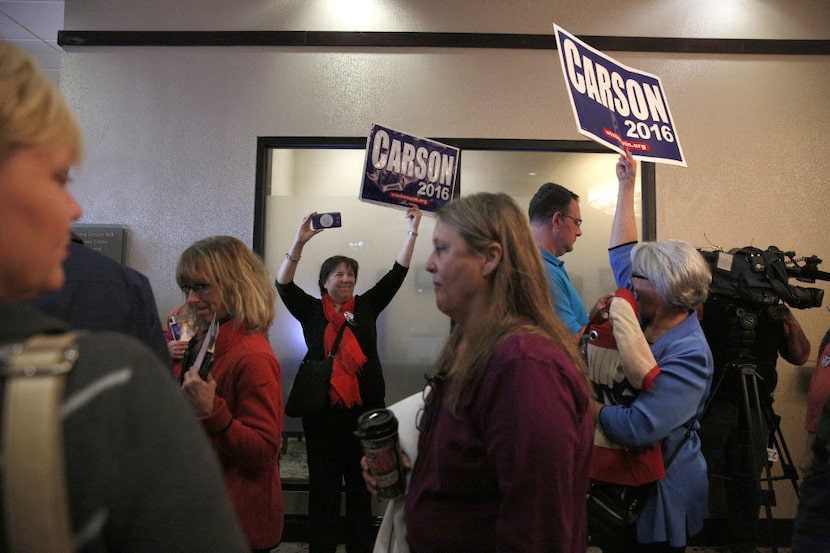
198;320;284;549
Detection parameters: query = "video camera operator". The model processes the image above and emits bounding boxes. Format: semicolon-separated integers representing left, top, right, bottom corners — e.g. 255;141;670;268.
699;296;810;553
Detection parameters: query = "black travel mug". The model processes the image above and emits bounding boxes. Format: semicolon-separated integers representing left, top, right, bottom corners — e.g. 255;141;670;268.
355;408;405;499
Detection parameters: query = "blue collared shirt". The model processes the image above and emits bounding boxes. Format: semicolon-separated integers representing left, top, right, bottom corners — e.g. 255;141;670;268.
539;248;588;335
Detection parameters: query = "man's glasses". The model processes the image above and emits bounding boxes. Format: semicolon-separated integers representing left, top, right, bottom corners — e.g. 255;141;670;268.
560;214;583;228
180;281;211;295
415;373;443;434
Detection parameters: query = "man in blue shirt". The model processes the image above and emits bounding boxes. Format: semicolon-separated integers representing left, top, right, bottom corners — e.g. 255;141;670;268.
528;182;589;342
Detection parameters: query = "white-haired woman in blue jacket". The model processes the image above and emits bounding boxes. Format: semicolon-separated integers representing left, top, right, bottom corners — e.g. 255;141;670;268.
592;151;714;553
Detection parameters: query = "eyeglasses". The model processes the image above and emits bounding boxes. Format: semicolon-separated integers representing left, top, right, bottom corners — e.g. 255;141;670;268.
415;373;443;434
180;281;211;295
630;273;649;281
560;214;583;228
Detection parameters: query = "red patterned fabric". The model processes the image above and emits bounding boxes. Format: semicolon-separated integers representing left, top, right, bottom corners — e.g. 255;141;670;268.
586;288;665;486
323;294;367;407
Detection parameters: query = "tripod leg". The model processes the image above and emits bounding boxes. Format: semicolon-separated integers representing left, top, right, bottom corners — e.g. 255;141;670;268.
764;407;801;498
741;367;778;553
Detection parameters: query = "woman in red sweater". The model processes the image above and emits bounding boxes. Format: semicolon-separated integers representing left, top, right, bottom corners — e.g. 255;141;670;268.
177;235;283;552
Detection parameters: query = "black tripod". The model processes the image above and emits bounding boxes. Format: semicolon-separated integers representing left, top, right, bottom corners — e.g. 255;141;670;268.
702;302;800;553
734;361;800;553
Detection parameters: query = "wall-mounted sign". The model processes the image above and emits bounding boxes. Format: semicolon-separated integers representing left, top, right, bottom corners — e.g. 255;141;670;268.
72;224;127;264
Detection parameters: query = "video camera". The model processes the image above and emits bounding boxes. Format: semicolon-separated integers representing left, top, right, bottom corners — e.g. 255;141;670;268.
698;246;829;309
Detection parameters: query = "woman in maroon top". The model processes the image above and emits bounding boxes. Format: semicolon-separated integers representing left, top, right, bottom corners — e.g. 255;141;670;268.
178;236;284;552
369;193;593;553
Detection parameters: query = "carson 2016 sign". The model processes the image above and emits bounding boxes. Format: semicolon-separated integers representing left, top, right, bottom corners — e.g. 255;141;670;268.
360;123;459;213
554;23;686;167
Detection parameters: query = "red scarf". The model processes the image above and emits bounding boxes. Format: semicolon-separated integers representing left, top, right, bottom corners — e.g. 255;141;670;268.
323;294;367;408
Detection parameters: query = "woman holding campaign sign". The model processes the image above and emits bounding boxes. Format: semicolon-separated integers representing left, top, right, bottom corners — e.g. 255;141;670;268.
276;204;421;553
590;151;713;553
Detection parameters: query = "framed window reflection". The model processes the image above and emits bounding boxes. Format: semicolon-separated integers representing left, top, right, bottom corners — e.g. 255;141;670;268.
254;137;654;409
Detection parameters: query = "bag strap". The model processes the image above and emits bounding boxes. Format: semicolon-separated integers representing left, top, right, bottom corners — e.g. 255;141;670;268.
328;323;349;357
663;416;698;469
1;331;82;553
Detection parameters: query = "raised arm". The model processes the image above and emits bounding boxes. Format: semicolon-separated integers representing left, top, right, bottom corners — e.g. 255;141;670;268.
395;204;422;268
276;212;322;285
610;149;638;248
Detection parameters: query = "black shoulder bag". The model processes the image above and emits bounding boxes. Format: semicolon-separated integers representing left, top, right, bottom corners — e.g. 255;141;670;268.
587;421;696;542
285;323;347;417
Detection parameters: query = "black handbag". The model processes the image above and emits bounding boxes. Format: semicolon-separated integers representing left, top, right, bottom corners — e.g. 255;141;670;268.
587;422;695;542
284;324;347;417
587;481;654;540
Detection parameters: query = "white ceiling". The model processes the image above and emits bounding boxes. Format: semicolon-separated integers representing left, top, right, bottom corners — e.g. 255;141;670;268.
0;0;64;83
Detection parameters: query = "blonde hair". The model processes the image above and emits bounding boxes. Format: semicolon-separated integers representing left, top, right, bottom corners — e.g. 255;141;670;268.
433;193;587;413
176;236;276;334
0;40;83;163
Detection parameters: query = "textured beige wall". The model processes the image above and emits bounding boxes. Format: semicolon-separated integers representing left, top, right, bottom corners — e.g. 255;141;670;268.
62;0;830;517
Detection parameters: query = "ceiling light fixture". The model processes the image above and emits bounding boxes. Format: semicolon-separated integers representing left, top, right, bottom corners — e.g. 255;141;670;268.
588;181;641;215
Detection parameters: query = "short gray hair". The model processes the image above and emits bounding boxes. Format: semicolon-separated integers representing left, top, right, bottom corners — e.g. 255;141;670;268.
631;240;711;311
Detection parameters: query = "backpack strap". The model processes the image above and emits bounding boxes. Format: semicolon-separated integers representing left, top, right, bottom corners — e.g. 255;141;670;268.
1;332;82;553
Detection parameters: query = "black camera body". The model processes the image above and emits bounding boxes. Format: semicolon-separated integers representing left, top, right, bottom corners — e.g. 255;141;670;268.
699;246;828;310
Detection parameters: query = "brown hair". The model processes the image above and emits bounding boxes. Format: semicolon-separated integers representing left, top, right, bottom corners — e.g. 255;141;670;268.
432;192;587;413
318;255;359;296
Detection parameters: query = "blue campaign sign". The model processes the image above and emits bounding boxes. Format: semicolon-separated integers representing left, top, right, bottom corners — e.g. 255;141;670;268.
554;24;686;167
360;124;459;213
